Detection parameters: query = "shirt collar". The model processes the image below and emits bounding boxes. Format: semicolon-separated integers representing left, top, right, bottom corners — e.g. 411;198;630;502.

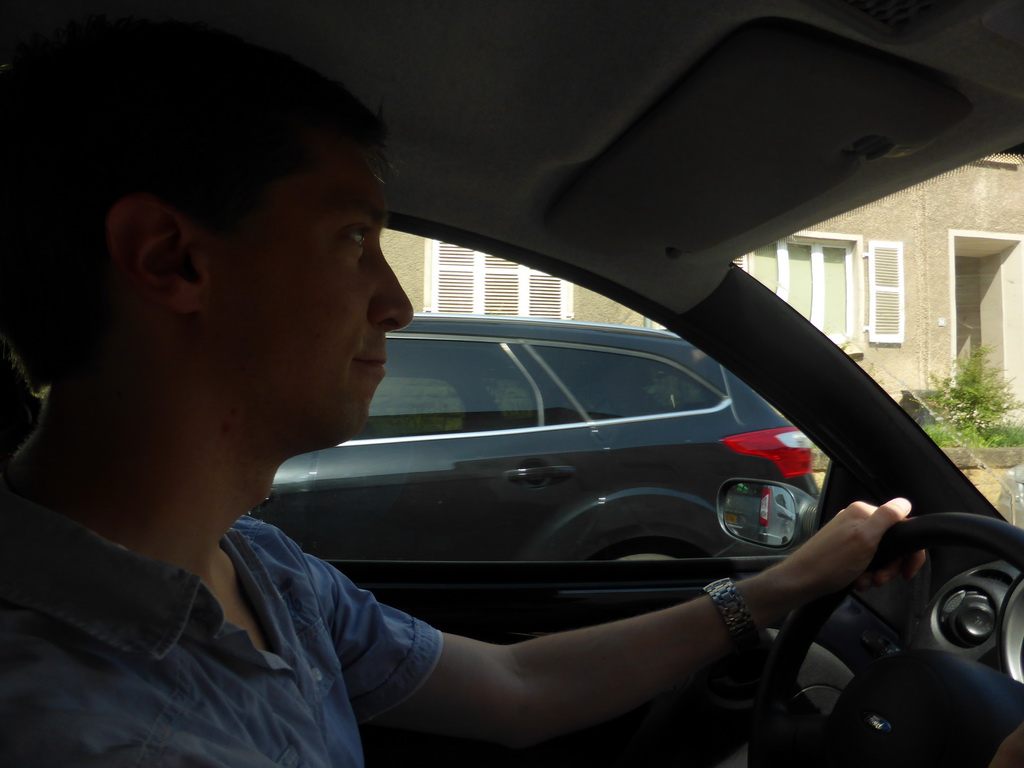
0;482;208;659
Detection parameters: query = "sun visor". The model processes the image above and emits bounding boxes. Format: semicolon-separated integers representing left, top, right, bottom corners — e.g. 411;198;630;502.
546;25;971;258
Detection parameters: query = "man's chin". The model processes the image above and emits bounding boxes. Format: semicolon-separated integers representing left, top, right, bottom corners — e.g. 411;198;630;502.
274;420;366;463
324;407;371;447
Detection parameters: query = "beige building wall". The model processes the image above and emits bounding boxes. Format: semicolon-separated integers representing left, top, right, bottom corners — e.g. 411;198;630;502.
806;161;1024;403
571;285;649;327
382;229;428;312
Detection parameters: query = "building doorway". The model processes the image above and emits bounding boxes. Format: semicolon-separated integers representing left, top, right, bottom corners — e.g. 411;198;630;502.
953;233;1024;406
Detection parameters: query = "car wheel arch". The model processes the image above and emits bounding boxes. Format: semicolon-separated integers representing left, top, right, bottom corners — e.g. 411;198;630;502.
517;487;725;560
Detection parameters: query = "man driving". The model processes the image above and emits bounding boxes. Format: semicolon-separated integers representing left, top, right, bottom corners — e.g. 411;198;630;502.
0;16;1016;767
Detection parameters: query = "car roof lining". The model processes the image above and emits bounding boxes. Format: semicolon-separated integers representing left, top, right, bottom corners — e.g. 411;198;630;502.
5;0;1024;312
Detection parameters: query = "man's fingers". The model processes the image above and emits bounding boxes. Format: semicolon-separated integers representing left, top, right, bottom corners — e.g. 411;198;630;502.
843;498;923;590
902;549;927;580
854;573;873;591
856;549;925;590
873;559;902;584
857;497;912;537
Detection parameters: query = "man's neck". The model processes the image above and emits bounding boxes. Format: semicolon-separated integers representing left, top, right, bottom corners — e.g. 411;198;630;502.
5;383;279;582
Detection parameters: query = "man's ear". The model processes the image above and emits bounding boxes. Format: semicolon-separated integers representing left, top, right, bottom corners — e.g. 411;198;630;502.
105;193;209;314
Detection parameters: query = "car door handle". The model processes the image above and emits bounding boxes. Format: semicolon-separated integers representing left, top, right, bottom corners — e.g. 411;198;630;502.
505;465;575;486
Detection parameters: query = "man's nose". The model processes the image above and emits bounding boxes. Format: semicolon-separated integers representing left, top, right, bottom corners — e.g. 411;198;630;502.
372;251;414;331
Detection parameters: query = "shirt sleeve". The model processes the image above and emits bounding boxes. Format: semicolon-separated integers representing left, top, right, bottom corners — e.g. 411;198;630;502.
317;567;443;721
238;517;443;722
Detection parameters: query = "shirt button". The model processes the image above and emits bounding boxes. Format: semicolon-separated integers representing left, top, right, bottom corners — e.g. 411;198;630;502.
311;667;323;682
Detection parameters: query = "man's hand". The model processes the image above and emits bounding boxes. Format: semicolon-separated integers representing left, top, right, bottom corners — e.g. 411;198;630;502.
990;721;1024;768
742;498;925;624
787;498;924;594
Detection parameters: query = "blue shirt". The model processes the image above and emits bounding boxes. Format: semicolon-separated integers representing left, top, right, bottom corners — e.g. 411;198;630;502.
0;485;443;767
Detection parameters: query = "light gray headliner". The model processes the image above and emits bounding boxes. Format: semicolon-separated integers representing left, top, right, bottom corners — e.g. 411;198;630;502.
4;0;1024;312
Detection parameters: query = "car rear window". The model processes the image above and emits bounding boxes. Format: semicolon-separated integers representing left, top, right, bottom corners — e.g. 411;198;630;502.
530;345;724;419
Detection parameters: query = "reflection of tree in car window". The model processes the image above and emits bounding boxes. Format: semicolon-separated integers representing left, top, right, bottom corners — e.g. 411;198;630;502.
362;377;465;438
483;378;534;423
646;369;721;412
358;338;540;438
535;345;722;419
646;370;684;410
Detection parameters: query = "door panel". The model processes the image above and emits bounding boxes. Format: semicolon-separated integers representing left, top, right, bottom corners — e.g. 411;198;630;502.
347;558;777;768
270;426;607;560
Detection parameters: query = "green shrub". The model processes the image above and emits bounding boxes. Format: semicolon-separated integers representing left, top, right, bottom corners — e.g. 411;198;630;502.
925;345;1022;445
923;421;1024;448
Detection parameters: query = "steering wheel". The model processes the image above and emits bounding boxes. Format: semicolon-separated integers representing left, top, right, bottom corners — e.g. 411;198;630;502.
749;513;1024;768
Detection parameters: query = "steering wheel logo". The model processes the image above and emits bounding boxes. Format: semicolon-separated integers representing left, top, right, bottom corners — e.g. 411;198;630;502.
862;712;893;733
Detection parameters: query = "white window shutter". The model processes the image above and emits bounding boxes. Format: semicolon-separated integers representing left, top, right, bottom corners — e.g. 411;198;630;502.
868;241;905;343
435;242;478;313
483;272;519;315
482;255;520;315
437;242;477;268
432;241;571;318
527;271;566;318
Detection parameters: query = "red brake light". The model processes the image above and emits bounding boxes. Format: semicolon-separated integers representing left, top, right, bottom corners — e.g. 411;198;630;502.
759;486;771;528
721;427;813;478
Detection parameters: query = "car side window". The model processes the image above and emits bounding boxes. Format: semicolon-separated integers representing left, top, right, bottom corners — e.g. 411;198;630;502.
356;338;541;438
530;345;724;419
257;234;821;562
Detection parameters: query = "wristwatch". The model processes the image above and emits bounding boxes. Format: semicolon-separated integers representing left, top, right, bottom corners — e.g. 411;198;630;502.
704;577;760;653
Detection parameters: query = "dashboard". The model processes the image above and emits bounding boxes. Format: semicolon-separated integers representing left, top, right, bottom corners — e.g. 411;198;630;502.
914;561;1019;678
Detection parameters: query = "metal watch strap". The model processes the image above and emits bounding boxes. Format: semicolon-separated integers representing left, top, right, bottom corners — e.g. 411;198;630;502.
704;577;760;653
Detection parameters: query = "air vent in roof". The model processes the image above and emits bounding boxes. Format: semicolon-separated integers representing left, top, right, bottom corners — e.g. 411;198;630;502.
841;0;943;29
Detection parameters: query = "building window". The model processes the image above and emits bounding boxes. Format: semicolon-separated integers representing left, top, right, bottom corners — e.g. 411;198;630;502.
741;236;905;345
428;241;573;318
744;238;854;340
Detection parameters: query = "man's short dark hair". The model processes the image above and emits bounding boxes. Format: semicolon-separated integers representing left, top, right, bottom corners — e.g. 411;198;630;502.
0;16;387;392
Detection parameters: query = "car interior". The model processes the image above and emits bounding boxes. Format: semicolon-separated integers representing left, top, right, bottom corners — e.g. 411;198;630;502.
5;1;1024;766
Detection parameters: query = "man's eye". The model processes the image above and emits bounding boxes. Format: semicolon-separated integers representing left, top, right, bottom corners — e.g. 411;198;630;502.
348;228;367;247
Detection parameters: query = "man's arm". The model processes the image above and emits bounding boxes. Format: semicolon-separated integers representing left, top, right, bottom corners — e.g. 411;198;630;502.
374;498;924;747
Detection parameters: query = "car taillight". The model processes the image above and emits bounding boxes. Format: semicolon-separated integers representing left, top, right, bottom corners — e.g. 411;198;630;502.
759;485;771;528
721;427;813;478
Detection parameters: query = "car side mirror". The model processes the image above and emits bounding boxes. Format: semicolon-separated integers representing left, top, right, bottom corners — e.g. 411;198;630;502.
717;479;818;549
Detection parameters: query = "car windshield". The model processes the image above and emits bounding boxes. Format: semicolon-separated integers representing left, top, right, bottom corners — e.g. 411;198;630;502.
735;153;1024;525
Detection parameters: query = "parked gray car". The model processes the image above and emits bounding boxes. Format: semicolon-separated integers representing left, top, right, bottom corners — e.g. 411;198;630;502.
254;315;816;561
